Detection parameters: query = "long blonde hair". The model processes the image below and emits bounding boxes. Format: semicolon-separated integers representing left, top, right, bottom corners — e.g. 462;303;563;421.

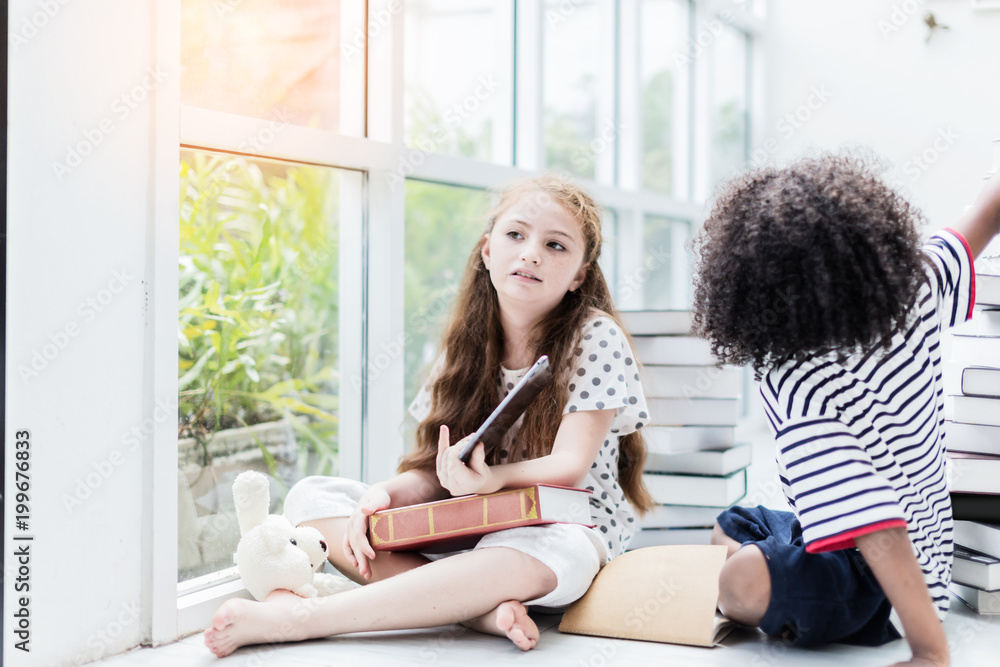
398;174;653;513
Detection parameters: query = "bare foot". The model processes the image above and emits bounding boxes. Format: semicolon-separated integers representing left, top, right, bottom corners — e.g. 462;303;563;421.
495;601;539;650
203;591;310;658
464;600;539;651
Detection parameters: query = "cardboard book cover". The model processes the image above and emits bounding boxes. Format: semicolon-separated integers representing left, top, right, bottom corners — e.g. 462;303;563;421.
559;545;733;647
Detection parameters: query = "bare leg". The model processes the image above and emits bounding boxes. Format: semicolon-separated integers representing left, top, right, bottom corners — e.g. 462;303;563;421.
304;517;538;648
717;544;771;626
301;518;430;585
711;521;742;559
204;546;557;657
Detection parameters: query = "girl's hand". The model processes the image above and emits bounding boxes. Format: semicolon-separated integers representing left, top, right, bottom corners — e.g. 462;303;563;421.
342;485;391;580
888;656;948;667
436;425;492;496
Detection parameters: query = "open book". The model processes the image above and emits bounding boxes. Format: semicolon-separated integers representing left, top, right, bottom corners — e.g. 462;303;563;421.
559;545;734;647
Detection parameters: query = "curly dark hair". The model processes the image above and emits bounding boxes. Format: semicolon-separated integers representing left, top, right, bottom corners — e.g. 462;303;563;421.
691;153;928;375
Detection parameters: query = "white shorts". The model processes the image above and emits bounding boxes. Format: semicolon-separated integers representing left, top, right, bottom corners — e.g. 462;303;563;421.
283;476;608;609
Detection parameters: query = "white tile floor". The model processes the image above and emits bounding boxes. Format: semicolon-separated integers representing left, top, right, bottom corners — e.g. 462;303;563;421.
96;598;1000;667
95;421;1000;666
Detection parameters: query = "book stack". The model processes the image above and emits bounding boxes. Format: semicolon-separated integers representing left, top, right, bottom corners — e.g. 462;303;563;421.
620;310;748;549
943;153;1000;611
944;296;1000;513
951;522;1000;614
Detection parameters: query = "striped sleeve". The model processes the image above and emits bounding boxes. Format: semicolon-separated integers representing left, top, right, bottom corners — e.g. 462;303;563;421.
922;229;975;328
775;417;906;553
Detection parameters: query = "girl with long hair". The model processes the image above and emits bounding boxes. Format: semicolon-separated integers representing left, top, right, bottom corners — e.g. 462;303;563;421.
205;174;652;657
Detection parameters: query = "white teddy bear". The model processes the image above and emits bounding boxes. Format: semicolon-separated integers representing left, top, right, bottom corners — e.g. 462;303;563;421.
232;470;356;601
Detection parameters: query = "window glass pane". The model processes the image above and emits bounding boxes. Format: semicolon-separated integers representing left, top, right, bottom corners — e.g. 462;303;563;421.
404;0;512;163
403;181;490;411
599;208;618;299
181;0;347;132
543;0;601;180
641;215;692;310
710;25;749;186
178;150;342;583
640;0;689;195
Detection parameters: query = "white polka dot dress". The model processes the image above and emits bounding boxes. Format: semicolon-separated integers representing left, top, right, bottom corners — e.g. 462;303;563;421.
409;315;649;559
562;316;649;557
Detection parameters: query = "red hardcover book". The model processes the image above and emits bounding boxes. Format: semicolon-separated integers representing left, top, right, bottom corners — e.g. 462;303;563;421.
368;484;594;553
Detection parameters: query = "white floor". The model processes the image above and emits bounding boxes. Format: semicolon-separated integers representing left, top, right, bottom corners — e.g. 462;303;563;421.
95;597;1000;667
94;419;1000;666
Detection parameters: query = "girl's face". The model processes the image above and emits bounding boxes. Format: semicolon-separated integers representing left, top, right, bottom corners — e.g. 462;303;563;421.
481;193;589;317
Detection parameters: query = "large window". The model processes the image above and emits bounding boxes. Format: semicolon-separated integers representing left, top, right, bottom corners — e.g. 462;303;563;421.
404;0;514;163
175;0;367;602
709;23;750;186
542;0;610;181
639;0;690;195
162;0;761;640
181;0;354;134
177;151;344;583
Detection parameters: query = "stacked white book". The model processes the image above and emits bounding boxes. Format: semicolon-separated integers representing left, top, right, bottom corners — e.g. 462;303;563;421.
951;522;1000;614
945;300;1000;507
620;310;748;550
944;141;1000;613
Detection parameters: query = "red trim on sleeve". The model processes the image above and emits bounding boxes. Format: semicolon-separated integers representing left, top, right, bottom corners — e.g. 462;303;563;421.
944;227;976;320
805;519;908;554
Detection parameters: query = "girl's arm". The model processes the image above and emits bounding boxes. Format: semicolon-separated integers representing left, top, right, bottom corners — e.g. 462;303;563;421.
951;170;1000;259
436;409;615;496
344;469;450;580
854;528;949;667
374;469;450;508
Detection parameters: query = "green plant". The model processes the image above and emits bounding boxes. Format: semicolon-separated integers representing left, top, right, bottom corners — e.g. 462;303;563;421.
178;151;341;476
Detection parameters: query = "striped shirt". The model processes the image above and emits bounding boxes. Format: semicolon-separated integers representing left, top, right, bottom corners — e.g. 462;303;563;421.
761;229;975;620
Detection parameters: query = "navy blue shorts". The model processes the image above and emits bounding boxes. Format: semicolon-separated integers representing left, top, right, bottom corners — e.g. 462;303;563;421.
716;505;902;648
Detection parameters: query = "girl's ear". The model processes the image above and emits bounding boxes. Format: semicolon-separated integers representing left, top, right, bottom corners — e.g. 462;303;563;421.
481;233;491;269
569;262;589;292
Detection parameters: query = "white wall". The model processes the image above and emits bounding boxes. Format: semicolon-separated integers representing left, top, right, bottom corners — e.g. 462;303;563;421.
6;1;159;664
734;0;1000;429
761;0;1000;231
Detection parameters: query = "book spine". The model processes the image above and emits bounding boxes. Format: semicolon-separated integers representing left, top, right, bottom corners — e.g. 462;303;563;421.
951;493;1000;523
962;367;1000;399
952;396;1000;427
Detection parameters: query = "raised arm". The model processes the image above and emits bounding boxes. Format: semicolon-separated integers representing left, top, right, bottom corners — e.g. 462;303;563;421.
950;171;1000;260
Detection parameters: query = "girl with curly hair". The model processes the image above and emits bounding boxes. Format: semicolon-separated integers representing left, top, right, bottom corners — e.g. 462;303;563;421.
205;175;652;657
695;153;1000;666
